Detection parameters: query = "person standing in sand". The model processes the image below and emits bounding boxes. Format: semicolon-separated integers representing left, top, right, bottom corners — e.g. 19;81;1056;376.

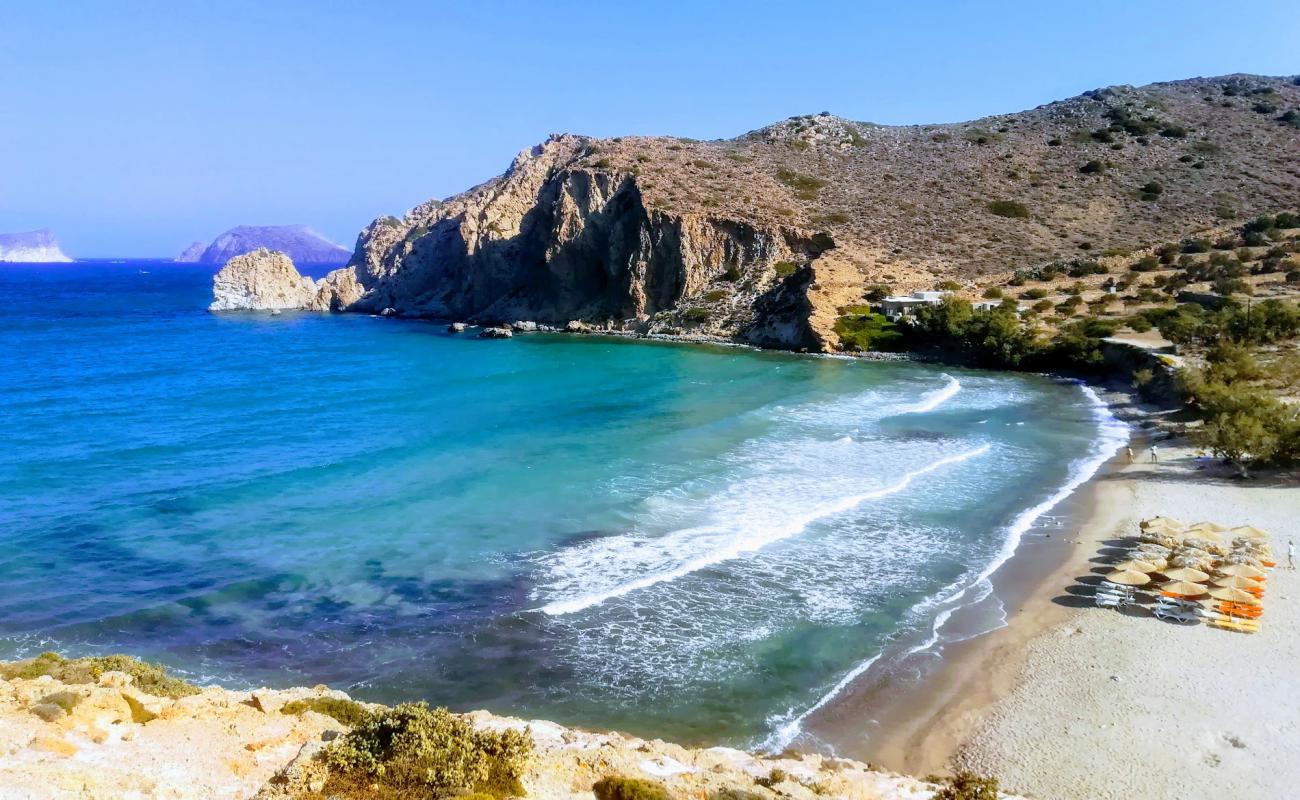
1289;540;1295;570
1149;443;1158;463
1126;446;1134;463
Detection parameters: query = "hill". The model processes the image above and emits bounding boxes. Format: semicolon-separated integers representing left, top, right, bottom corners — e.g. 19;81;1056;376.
0;229;72;263
179;225;350;265
225;74;1300;351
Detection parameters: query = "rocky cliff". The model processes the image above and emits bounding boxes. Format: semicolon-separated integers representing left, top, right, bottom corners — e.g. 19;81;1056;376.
209;248;361;312
181;225;351;265
0;659;986;800
0;229;73;263
213;74;1300;352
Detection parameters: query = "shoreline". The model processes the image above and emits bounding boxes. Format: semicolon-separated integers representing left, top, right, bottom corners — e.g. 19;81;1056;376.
788;381;1143;767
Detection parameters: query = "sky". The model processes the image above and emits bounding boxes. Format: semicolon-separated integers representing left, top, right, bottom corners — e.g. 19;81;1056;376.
2;1;1297;256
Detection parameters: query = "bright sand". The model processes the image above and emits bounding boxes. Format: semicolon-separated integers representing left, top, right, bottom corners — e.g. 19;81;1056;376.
835;433;1300;799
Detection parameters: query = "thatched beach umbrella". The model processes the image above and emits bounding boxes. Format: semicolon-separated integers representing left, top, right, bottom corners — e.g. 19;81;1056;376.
1162;581;1208;598
1217;563;1266;580
1214;574;1264;590
1189;521;1229;534
1142;516;1185;530
1106;568;1151;586
1113;559;1160;573
1163;566;1210;583
1208;586;1260;604
1231;525;1271;540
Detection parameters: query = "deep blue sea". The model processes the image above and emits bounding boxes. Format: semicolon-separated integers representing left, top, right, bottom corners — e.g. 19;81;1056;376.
0;260;1125;749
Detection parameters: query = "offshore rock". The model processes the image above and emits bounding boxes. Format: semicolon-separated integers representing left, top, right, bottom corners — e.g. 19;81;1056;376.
208;248;362;312
479;326;513;338
0;229;73;262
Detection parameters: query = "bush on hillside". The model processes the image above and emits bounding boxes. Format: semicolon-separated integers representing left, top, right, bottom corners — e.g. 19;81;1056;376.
1079;159;1105;174
593;776;671;800
834;310;903;352
281;697;372;727
319;703;532;799
932;771;1000;800
987;200;1030;218
0;652;198;699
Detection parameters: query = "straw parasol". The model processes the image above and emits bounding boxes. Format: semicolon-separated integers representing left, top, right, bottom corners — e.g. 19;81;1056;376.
1231;525;1270;540
1189;521;1229;533
1142;516;1185;530
1106;568;1151;586
1208;586;1260;604
1162;581;1208;597
1113;559;1160;573
1214;574;1264;590
1163;566;1210;583
1217;563;1266;580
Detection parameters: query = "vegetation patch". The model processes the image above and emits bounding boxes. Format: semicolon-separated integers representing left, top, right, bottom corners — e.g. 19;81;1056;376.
773;261;798;277
774;168;827;200
0;652;199;699
931;771;1000;800
281;697;372;727
986;200;1029;219
834;309;903;352
318;702;532;800
592;776;671;800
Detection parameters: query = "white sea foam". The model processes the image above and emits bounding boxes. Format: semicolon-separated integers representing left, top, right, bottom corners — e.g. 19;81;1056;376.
897;374;961;414
758;382;1128;753
535;444;991;616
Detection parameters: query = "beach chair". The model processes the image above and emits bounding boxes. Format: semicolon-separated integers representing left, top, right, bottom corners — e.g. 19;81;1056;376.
1095;594;1121;609
1209;618;1260;634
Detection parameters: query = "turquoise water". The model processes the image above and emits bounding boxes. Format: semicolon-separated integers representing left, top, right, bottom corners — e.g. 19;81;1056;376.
0;261;1123;747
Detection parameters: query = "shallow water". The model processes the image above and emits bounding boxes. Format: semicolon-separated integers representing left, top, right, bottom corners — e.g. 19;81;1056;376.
0;261;1122;747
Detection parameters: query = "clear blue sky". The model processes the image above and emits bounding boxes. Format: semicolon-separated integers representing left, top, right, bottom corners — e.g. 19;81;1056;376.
3;1;1297;256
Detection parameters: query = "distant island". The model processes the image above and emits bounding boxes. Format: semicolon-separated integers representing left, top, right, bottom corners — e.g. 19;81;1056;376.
0;229;73;262
177;224;351;265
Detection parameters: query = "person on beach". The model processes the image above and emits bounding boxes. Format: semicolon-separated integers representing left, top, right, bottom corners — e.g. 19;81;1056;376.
1289;540;1295;570
1126;446;1134;463
1149;443;1158;463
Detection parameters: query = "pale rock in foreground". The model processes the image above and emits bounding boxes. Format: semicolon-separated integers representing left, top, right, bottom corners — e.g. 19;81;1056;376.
208;248;362;312
0;669;999;800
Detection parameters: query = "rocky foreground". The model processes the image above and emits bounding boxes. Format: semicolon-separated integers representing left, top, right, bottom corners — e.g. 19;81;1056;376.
0;655;1004;800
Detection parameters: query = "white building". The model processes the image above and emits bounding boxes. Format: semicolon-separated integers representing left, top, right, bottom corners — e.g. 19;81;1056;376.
880;291;950;321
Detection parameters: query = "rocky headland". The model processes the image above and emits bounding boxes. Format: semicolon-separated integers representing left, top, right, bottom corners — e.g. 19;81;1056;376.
209;74;1300;352
0;653;995;800
209;248;362;311
0;229;73;263
180;225;351;265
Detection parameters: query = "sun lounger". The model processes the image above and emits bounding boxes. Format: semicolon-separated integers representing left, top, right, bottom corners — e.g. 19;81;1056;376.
1154;606;1199;623
1209;618;1260;634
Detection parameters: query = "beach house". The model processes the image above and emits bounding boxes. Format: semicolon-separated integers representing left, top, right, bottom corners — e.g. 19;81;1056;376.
880;290;949;320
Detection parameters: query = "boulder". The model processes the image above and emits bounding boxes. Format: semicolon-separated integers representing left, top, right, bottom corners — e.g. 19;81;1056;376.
209;249;318;311
564;320;587;333
479;327;513;339
448;322;467;333
511;320;538;332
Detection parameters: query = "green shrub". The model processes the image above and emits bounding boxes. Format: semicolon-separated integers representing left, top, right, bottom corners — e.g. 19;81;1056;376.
935;279;962;291
320;703;532;799
0;652;198;699
683;308;711;323
773;261;798;277
865;284;891;302
1032;299;1054;313
834;311;903;352
1079;159;1105;174
986;200;1030;218
1126;316;1153;333
1021;288;1048;300
755;768;788;788
1139;181;1164;201
703;289;729;302
722;264;742;282
933;771;1000;800
1159;125;1189;138
282;697;373;727
708;789;766;800
982;287;1004;299
592;776;671;800
774;168;827;200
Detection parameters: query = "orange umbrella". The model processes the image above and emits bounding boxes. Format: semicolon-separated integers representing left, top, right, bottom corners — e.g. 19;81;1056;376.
1214;574;1264;590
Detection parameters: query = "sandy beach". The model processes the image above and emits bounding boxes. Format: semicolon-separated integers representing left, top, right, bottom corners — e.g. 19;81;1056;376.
831;408;1300;799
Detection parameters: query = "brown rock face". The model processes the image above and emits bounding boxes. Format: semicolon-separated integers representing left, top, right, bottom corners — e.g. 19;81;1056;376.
208;248;363;312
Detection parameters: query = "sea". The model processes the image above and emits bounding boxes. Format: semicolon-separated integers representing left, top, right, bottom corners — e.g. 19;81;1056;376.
0;260;1127;750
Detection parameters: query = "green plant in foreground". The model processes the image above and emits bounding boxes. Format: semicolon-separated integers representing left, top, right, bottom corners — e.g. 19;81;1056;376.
0;652;199;699
320;702;532;799
593;775;671;800
281;697;373;727
932;771;1000;800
